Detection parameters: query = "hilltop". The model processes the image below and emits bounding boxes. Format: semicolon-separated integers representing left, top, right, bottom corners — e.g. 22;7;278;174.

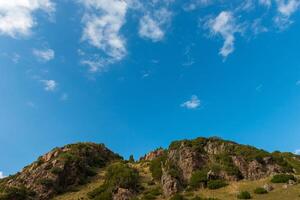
1;137;300;200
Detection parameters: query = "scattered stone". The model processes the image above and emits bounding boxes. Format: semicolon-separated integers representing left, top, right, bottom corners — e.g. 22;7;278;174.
288;179;296;185
263;184;274;192
282;184;288;189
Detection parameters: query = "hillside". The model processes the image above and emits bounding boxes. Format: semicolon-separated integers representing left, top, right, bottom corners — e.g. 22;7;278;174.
1;137;300;200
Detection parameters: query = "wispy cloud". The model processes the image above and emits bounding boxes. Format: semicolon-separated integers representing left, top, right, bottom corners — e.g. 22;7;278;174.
0;0;55;38
139;8;172;42
41;80;57;91
0;171;5;179
80;0;128;63
181;95;201;109
274;0;300;29
206;11;242;58
294;149;300;155
33;48;55;62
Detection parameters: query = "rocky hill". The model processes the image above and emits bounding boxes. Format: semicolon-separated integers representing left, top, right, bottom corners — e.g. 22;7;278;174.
1;137;300;200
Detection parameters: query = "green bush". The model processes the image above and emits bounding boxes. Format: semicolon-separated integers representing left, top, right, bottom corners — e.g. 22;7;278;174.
142;187;162;200
207;180;228;190
88;162;140;200
169;194;186;200
0;186;35;200
237;191;251;199
271;174;296;183
149;154;167;180
50;167;63;174
189;170;208;189
190;196;202;200
39;178;54;188
253;187;267;194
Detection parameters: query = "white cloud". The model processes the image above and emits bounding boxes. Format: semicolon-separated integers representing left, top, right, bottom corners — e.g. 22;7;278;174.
80;0;128;62
295;149;300;155
33;48;55;62
274;0;300;29
0;0;55;38
181;95;201;109
139;8;172;42
206;11;241;58
0;171;5;179
259;0;272;7
277;0;300;16
41;79;57;91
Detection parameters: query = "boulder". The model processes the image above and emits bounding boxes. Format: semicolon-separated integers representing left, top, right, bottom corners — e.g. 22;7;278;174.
263;184;274;192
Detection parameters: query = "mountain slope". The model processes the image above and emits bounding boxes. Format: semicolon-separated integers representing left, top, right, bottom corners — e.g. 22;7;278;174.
1;137;300;200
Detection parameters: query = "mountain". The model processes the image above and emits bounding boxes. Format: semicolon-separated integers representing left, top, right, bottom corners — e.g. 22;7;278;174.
1;137;300;200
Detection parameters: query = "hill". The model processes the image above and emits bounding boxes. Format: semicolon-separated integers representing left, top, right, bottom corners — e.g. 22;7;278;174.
1;137;300;200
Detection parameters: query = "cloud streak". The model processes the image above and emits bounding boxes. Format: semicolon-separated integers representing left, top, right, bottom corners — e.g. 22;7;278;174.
33;48;55;62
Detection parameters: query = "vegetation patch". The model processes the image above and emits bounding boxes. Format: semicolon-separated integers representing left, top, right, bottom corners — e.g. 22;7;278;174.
207;180;228;190
88;162;140;200
253;187;268;194
237;191;251;199
271;174;296;183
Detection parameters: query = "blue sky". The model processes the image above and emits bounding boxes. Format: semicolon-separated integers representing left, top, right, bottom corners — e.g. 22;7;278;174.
1;0;300;177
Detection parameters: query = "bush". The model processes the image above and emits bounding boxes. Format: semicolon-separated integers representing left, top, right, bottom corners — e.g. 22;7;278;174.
253;187;267;194
149;154;167;180
189;170;208;189
142;187;162;200
237;191;251;199
169;194;186;200
50;167;63;175
88;162;140;200
0;186;35;200
207;180;228;190
271;174;296;183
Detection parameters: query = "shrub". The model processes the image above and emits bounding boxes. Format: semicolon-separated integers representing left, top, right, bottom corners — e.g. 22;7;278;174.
50;167;63;175
88;162;140;200
253;187;268;194
0;186;35;200
39;178;54;188
271;174;296;183
169;194;186;200
189;170;208;189
149;154;167;180
237;191;251;199
191;196;202;200
142;187;162;200
207;180;228;190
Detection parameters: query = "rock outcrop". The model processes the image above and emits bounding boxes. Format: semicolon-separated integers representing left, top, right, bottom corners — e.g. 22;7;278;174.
157;137;294;197
1;143;121;200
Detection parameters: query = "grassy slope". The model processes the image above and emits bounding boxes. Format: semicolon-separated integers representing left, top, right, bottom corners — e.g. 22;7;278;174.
53;168;106;200
54;162;300;200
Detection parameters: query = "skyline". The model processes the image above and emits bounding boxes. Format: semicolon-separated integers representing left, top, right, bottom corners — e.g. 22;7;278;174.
1;0;300;178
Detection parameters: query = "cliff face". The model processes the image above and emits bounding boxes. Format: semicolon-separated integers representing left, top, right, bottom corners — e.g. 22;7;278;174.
153;137;294;197
0;143;121;200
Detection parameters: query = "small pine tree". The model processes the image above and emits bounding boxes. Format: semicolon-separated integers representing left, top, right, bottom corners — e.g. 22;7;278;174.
129;155;135;163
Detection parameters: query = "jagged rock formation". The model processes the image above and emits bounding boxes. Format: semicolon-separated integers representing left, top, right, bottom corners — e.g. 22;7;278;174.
149;137;296;197
0;143;121;200
1;137;300;200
